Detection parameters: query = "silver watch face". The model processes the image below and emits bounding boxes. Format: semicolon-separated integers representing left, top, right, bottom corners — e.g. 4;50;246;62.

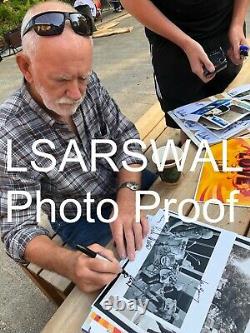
130;183;139;191
119;182;140;191
126;182;140;191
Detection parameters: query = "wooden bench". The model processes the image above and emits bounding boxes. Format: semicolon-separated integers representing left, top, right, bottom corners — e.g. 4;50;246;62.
21;103;177;306
1;26;22;58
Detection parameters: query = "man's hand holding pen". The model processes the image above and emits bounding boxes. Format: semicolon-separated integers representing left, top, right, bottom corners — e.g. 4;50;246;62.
71;243;121;293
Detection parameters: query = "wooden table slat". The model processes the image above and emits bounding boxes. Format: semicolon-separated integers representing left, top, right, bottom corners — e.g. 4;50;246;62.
226;55;250;90
27;263;43;275
135;102;164;140
188;204;250;235
143;119;166;149
39;269;72;294
41;288;98;333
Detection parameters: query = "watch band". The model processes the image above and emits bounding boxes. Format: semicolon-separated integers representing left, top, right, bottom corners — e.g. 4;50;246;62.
117;181;140;191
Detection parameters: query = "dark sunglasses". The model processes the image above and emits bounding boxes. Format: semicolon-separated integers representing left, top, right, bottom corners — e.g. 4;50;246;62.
22;11;93;37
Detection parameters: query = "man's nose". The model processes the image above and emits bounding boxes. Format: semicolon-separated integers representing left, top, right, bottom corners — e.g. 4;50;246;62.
66;81;83;100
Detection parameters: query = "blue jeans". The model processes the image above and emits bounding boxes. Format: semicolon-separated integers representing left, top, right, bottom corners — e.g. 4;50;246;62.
51;169;157;249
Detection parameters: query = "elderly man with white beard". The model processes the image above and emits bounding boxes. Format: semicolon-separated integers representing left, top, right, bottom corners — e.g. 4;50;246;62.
0;1;156;293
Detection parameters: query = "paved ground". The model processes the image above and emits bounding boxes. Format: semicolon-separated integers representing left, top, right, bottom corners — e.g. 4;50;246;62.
0;9;250;333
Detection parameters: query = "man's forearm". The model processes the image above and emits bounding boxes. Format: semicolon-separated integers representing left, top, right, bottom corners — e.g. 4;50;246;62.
24;235;78;281
231;0;249;27
116;165;141;210
24;235;122;293
113;166;149;260
117;165;141;186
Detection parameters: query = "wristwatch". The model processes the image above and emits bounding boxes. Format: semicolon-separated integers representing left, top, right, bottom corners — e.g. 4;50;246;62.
117;181;140;191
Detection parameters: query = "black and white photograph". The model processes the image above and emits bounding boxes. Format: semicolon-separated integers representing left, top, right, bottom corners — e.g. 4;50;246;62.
123;216;220;329
92;211;240;333
201;242;250;333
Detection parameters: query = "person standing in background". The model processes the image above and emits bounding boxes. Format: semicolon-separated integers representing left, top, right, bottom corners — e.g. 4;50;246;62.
74;0;97;30
74;0;97;17
111;1;123;13
121;0;249;130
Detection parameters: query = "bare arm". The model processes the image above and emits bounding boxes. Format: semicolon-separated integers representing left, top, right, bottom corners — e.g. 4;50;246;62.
228;0;249;64
25;235;121;293
231;0;249;28
121;0;215;82
121;0;191;50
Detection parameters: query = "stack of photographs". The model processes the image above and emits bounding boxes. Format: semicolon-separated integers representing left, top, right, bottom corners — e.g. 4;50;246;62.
81;210;250;333
168;84;250;146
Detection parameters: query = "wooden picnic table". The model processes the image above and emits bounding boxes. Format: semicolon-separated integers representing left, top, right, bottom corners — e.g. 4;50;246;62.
41;58;250;333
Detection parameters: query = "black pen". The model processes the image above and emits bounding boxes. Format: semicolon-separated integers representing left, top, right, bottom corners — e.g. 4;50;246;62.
76;244;130;277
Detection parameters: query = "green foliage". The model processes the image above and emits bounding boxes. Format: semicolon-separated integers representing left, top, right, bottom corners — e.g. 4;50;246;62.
0;0;72;39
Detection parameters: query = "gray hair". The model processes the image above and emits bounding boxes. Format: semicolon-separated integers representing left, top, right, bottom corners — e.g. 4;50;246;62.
21;1;76;58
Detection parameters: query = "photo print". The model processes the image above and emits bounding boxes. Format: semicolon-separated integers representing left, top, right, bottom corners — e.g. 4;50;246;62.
168;85;250;146
92;211;231;333
199;100;250;130
201;239;250;333
195;137;250;207
232;86;250;103
124;216;220;329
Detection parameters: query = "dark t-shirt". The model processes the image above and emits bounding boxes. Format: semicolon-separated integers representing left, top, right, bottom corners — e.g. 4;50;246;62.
146;0;234;43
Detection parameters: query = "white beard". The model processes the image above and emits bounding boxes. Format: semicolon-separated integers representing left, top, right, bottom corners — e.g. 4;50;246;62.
37;85;83;117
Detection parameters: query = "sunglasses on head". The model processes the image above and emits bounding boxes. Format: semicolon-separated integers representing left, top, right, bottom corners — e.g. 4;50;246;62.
22;11;93;38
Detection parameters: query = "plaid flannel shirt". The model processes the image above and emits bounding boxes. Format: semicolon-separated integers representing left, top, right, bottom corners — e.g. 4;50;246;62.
0;72;142;263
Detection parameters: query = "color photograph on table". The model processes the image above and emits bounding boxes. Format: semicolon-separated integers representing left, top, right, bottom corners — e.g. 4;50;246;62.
82;311;123;333
195;137;250;206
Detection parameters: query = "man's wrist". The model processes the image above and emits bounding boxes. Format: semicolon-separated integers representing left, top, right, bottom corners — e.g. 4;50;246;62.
117;181;140;192
229;22;244;30
116;181;140;211
179;35;195;53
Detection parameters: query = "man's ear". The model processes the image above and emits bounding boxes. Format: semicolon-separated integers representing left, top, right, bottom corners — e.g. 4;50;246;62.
16;52;33;83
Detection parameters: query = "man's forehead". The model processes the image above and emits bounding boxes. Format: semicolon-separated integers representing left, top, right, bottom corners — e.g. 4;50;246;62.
42;55;92;76
53;72;92;79
33;1;73;13
29;2;75;19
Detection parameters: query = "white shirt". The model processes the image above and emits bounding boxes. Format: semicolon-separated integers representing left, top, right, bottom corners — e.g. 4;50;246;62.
74;0;97;17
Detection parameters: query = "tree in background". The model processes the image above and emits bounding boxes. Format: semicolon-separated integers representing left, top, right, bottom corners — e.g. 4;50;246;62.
0;0;72;39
